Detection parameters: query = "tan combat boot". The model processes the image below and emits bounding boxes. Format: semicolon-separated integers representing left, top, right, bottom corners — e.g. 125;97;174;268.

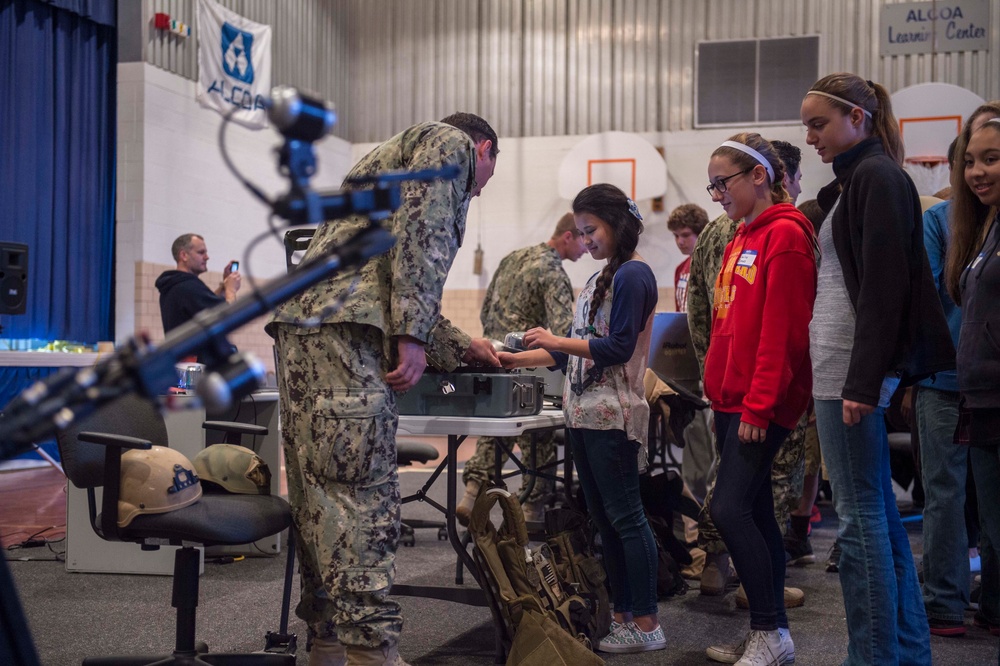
734;583;805;609
345;644;411;666
308;636;346;666
456;480;480;527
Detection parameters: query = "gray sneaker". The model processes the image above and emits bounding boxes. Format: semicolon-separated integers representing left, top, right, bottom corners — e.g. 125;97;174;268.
597;621;667;653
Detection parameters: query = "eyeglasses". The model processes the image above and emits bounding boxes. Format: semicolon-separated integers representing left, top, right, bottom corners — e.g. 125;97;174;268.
706;168;753;195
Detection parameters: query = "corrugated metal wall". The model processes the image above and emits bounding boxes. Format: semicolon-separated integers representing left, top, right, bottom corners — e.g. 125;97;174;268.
145;0;1000;143
145;0;352;137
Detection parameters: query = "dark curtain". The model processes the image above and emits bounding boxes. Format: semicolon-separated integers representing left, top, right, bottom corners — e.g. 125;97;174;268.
0;0;116;416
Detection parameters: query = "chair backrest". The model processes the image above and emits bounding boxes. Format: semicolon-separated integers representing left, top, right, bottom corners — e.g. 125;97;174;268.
283;228;315;273
55;394;169;490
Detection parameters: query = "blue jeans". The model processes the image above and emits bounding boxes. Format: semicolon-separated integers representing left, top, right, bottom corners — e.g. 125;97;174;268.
814;400;931;666
568;427;658;617
971;445;1000;626
915;387;969;622
710;411;790;631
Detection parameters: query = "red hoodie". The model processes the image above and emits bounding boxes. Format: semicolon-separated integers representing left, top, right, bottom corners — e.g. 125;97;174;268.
703;202;817;430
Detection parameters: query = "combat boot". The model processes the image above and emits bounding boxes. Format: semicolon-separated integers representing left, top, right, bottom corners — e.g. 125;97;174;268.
345;644;411;665
308;636;346;666
456;480;480;527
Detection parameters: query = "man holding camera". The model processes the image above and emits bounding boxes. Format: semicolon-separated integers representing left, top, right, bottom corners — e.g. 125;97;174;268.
156;233;241;334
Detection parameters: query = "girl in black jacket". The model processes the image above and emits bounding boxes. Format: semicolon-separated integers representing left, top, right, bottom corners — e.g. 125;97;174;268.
946;111;1000;638
800;73;952;666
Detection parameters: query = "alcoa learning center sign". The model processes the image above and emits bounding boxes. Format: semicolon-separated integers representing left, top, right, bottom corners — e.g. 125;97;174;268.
880;0;990;56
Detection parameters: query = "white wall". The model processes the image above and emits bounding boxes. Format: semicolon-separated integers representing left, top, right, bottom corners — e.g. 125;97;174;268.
119;65;831;339
356;123;830;296
115;63;353;341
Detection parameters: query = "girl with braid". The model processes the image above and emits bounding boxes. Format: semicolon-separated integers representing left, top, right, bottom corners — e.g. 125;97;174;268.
701;133;817;666
498;183;663;653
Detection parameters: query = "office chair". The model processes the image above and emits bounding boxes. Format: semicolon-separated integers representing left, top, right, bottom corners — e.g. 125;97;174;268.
283;229;447;546
55;394;295;665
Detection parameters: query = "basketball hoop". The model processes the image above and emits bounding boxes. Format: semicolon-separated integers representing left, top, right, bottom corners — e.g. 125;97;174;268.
904;155;949;168
903;155;951;196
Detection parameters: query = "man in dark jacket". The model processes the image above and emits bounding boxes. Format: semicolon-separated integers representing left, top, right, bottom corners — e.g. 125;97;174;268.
155;233;241;334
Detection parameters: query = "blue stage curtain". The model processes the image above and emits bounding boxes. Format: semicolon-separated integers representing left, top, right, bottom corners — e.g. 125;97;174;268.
0;0;116;414
0;0;115;345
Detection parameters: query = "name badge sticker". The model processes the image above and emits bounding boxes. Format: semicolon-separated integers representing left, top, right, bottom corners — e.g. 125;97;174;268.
737;250;758;268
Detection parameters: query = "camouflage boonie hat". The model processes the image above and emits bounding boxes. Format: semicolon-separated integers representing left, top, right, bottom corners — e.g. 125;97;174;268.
192;444;271;495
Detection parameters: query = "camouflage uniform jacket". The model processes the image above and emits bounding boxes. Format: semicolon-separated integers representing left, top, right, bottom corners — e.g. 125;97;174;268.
267;122;476;370
480;243;575;340
687;213;739;376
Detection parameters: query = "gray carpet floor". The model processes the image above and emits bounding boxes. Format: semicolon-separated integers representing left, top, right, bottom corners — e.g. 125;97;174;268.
7;464;999;665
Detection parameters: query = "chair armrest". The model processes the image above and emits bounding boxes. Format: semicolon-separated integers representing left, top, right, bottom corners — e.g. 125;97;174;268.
202;421;268;437
78;432;153;450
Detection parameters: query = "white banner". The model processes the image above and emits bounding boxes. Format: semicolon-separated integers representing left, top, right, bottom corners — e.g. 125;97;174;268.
196;0;272;129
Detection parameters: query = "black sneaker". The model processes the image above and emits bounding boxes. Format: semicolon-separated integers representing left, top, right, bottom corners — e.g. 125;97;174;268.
928;618;966;637
825;540;842;573
784;532;816;566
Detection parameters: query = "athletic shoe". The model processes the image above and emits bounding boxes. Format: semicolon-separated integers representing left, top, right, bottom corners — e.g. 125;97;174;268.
973;612;1000;637
735;584;805;609
928;618;966;637
783;532;816;566
708;628;795;664
597;621;667;653
734;629;794;665
825;540;842;573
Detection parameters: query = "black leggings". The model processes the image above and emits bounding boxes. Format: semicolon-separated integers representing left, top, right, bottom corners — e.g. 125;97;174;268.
710;411;791;630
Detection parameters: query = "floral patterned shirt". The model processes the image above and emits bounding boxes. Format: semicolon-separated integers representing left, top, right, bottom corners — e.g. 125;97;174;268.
562;260;657;468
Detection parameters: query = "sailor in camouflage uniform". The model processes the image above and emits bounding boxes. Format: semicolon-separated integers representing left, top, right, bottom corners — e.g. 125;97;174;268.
268;114;501;666
457;213;587;524
687;140;810;601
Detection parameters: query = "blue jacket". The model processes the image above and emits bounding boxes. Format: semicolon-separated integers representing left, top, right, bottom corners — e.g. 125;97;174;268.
919;200;961;393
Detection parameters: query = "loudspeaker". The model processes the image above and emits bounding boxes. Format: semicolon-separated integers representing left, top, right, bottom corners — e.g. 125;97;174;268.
0;242;28;315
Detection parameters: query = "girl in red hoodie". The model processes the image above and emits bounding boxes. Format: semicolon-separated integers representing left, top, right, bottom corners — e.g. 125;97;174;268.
702;133;817;666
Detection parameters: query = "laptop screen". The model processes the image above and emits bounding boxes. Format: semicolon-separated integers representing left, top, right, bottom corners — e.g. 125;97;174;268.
647;312;702;390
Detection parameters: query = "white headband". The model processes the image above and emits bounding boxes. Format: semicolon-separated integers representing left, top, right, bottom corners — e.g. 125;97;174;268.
806;90;873;119
719;140;775;182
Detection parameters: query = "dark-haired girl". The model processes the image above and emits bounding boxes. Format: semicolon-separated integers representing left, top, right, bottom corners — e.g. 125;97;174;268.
499;183;663;653
946;112;1000;641
701;133;816;666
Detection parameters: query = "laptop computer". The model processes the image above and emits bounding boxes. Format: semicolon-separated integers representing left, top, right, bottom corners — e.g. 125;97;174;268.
647;312;702;393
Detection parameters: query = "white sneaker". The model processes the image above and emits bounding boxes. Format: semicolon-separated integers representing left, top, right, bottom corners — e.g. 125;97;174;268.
734;629;794;665
706;633;749;663
706;629;793;664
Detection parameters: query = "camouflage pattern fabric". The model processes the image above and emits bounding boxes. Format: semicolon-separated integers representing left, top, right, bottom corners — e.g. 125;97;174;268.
480;242;575;341
687;213;739;375
699;413;808;554
463;242;574;499
267;122;480;649
463;433;557;502
267;121;477;349
274;322;402;648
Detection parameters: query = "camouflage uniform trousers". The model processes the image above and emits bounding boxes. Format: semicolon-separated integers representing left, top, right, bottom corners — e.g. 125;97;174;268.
698;412;808;554
273;321;402;649
462;433;556;503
